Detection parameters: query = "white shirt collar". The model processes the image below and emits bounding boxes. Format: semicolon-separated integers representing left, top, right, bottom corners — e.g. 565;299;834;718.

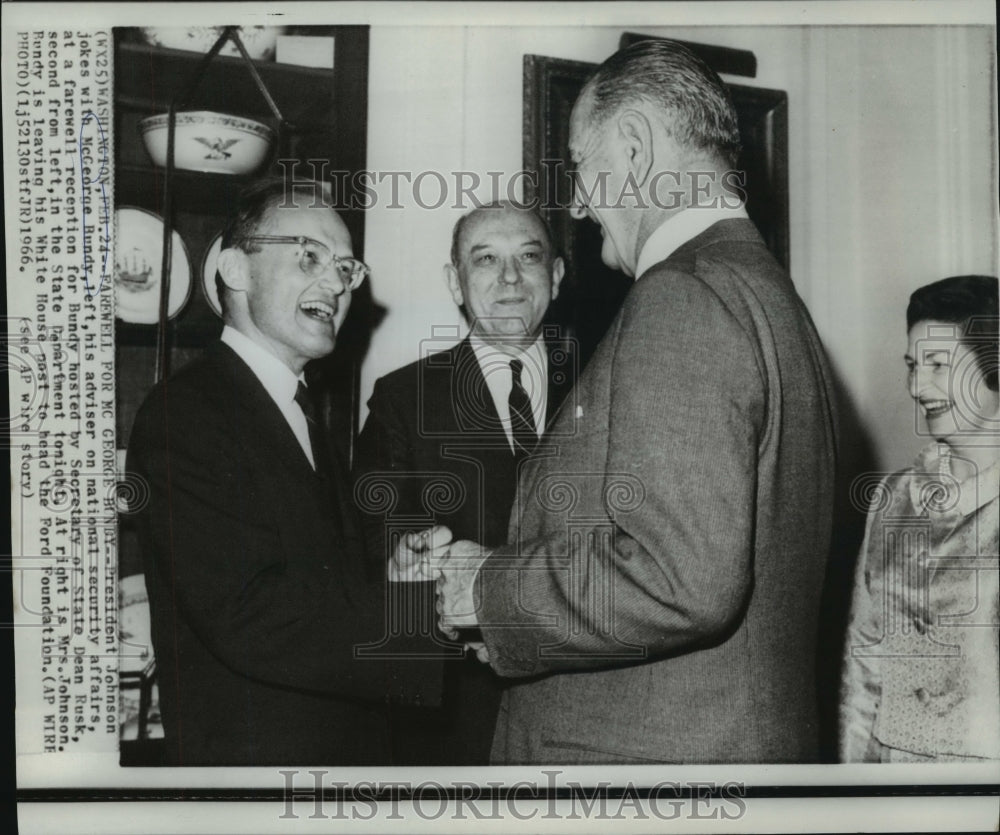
221;326;316;468
468;334;548;447
635;202;748;280
221;325;305;404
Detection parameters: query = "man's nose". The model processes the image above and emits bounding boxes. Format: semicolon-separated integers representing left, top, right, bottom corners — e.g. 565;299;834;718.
317;266;349;294
497;258;522;285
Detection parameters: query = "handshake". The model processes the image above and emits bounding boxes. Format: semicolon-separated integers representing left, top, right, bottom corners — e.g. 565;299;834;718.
388;526;492;664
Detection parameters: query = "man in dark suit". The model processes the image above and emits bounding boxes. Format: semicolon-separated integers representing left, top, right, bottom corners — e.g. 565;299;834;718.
354;203;574;764
128;179;446;766
437;39;839;763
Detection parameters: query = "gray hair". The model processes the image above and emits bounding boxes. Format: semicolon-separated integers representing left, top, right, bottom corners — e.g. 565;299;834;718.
583;39;742;167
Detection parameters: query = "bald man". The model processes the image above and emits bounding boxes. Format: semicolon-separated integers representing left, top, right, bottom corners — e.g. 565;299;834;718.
354;203;576;764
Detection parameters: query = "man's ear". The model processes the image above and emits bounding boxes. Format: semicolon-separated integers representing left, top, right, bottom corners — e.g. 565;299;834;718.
549;256;566;301
616;109;654;187
443;263;465;308
217;248;250;294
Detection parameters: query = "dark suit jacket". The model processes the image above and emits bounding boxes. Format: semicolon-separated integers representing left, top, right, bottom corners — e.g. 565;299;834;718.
479;219;839;764
353;334;575;764
128;341;439;766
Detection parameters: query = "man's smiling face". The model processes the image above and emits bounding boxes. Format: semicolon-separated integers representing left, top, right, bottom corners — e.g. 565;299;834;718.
447;206;564;346
568;88;637;277
239;202;355;373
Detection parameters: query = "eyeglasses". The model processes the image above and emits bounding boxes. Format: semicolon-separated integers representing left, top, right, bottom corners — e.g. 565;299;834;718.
247;235;370;290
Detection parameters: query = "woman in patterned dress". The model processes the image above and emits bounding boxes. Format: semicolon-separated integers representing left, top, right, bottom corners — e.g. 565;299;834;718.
840;275;999;763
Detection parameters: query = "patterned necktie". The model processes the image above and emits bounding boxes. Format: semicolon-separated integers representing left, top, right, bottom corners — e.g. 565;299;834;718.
294;381;327;472
508;358;538;459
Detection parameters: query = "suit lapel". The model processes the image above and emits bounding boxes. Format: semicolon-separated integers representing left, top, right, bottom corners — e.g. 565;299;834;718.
211;341;366;560
450;337;506;438
210;342;320;481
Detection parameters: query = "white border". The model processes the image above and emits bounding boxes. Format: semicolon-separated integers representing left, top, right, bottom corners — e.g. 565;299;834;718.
5;1;999;831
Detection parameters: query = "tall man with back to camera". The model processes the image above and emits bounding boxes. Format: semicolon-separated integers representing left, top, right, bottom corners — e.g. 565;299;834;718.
128;178;447;766
437;39;839;764
354;202;575;764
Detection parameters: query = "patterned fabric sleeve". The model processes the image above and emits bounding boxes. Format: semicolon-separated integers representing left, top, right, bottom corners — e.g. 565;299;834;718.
839;481;891;762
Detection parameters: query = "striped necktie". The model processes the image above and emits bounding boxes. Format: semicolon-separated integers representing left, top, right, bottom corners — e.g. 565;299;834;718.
508;358;538;459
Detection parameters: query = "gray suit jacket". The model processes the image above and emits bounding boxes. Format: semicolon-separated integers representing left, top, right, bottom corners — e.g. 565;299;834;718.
479;219;838;764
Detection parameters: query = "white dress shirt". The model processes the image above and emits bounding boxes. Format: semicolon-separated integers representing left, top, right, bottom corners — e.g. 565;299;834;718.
469;334;548;453
635;203;749;280
221;325;316;468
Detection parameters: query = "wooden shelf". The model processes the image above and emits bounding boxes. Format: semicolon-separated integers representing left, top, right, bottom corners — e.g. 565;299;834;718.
115;40;339;125
115;164;255;214
113;25;369;430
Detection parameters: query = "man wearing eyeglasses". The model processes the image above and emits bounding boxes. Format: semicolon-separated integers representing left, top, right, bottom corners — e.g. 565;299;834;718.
353;202;575;764
128;178;447;765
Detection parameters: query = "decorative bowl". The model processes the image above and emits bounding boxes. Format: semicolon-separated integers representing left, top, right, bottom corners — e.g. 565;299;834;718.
138;110;275;175
140;26;286;60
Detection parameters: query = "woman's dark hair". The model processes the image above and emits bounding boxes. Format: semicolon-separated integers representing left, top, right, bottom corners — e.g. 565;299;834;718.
907;275;999;391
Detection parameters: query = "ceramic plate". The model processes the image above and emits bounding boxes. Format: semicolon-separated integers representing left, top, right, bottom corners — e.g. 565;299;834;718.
119;573;153;673
114;207;191;324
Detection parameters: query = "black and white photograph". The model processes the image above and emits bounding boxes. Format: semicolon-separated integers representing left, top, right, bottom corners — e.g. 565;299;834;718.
4;1;998;832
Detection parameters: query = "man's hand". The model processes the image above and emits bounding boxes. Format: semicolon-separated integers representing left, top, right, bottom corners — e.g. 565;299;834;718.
435;539;489;637
389;525;452;582
465;641;491;664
